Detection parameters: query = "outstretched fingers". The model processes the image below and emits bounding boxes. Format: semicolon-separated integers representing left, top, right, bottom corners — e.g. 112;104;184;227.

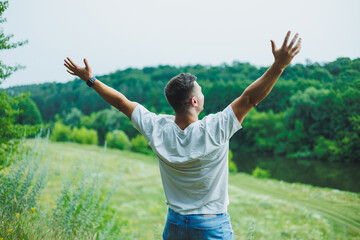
270;40;277;53
64;61;73;71
84;58;88;68
291;38;302;56
67;57;78;68
64;58;76;70
66;69;76;75
282;31;291;48
288;33;299;49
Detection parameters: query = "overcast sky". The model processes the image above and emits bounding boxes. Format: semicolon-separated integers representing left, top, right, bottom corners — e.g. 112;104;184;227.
1;0;359;88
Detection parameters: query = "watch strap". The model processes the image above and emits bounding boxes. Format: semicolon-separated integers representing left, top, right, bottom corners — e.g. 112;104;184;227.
86;77;96;87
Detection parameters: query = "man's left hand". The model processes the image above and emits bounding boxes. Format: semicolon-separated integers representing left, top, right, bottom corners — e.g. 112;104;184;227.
64;57;93;82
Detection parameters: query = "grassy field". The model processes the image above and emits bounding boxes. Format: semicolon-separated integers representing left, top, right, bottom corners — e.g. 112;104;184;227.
25;139;360;240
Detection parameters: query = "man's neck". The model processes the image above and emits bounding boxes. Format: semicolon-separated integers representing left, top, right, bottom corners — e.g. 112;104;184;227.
174;111;198;130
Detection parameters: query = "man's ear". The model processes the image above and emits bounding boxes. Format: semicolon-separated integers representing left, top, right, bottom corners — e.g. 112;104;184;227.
190;97;198;107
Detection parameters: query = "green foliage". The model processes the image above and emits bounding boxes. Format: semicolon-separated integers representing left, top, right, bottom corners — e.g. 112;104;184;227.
86;107;137;145
324;57;352;76
313;136;341;162
242;108;286;155
3;50;360;163
80;115;92;128
228;149;238;173
308;66;333;82
50;122;72;142
0;1;28;83
14;94;43;125
106;130;130;150
0;92;40;167
70;126;98;145
52;165;120;238
251;167;271;179
64;107;83;128
131;134;150;154
0;134;129;239
0;132;49;239
51;120;99;145
313;115;360;163
0;0;39;167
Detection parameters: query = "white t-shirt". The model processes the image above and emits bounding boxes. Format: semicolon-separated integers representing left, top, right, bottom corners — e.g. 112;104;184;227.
131;104;242;215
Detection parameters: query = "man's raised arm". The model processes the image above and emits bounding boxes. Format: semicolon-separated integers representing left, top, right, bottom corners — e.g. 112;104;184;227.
64;57;138;119
231;31;302;124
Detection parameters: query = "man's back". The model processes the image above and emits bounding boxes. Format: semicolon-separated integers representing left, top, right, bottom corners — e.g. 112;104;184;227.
131;104;242;215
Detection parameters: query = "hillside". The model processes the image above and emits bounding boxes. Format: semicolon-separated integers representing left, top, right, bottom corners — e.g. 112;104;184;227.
25;139;360;239
4;58;360;165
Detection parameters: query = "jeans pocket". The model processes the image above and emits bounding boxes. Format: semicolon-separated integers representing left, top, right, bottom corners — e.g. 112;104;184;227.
193;225;224;240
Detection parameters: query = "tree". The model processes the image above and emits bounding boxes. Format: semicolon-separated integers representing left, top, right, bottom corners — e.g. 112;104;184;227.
14;95;43;125
64;107;83;128
0;1;27;82
0;1;39;167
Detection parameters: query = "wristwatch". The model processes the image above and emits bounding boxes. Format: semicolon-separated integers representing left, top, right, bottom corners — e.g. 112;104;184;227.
86;77;96;87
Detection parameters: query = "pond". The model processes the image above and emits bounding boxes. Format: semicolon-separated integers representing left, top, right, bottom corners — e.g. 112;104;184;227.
233;151;360;193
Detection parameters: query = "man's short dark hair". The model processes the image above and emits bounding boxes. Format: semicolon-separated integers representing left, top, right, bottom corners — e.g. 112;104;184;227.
164;73;197;113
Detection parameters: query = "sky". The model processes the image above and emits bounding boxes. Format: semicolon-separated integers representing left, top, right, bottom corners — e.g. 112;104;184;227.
1;0;359;88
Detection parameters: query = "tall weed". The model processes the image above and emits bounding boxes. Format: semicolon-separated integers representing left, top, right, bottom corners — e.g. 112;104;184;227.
0;130;130;239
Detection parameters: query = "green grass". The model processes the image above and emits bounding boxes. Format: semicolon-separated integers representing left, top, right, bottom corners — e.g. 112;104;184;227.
25;139;360;240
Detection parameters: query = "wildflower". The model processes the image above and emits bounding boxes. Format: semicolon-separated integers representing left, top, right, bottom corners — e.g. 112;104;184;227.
31;207;36;211
8;228;13;233
1;238;3;240
16;212;20;216
27;211;30;214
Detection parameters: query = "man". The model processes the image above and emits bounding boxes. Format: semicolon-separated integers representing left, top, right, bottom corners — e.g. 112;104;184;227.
64;31;301;239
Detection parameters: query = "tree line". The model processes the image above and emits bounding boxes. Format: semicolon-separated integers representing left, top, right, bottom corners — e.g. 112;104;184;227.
3;57;360;163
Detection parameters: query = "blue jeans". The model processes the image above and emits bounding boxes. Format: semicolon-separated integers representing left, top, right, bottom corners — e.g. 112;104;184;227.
163;208;234;240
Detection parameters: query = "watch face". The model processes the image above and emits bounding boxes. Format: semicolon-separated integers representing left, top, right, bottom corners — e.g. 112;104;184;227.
87;79;94;87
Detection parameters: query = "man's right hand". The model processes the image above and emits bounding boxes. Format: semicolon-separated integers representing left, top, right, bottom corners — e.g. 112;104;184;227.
270;31;302;70
64;57;93;82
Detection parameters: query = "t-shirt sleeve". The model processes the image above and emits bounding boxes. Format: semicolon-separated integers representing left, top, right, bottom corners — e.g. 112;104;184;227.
205;104;242;145
131;104;157;142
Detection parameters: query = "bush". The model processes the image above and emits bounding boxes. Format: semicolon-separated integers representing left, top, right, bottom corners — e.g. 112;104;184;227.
52;165;117;238
252;167;271;179
0;132;129;239
313;136;337;161
70;126;98;145
106;130;130;150
0;92;41;167
14;96;43;125
0;131;49;239
131;134;150;154
50;122;72;142
228;149;238;173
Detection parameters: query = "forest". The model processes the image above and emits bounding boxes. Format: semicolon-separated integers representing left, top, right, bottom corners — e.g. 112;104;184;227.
3;57;360;164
